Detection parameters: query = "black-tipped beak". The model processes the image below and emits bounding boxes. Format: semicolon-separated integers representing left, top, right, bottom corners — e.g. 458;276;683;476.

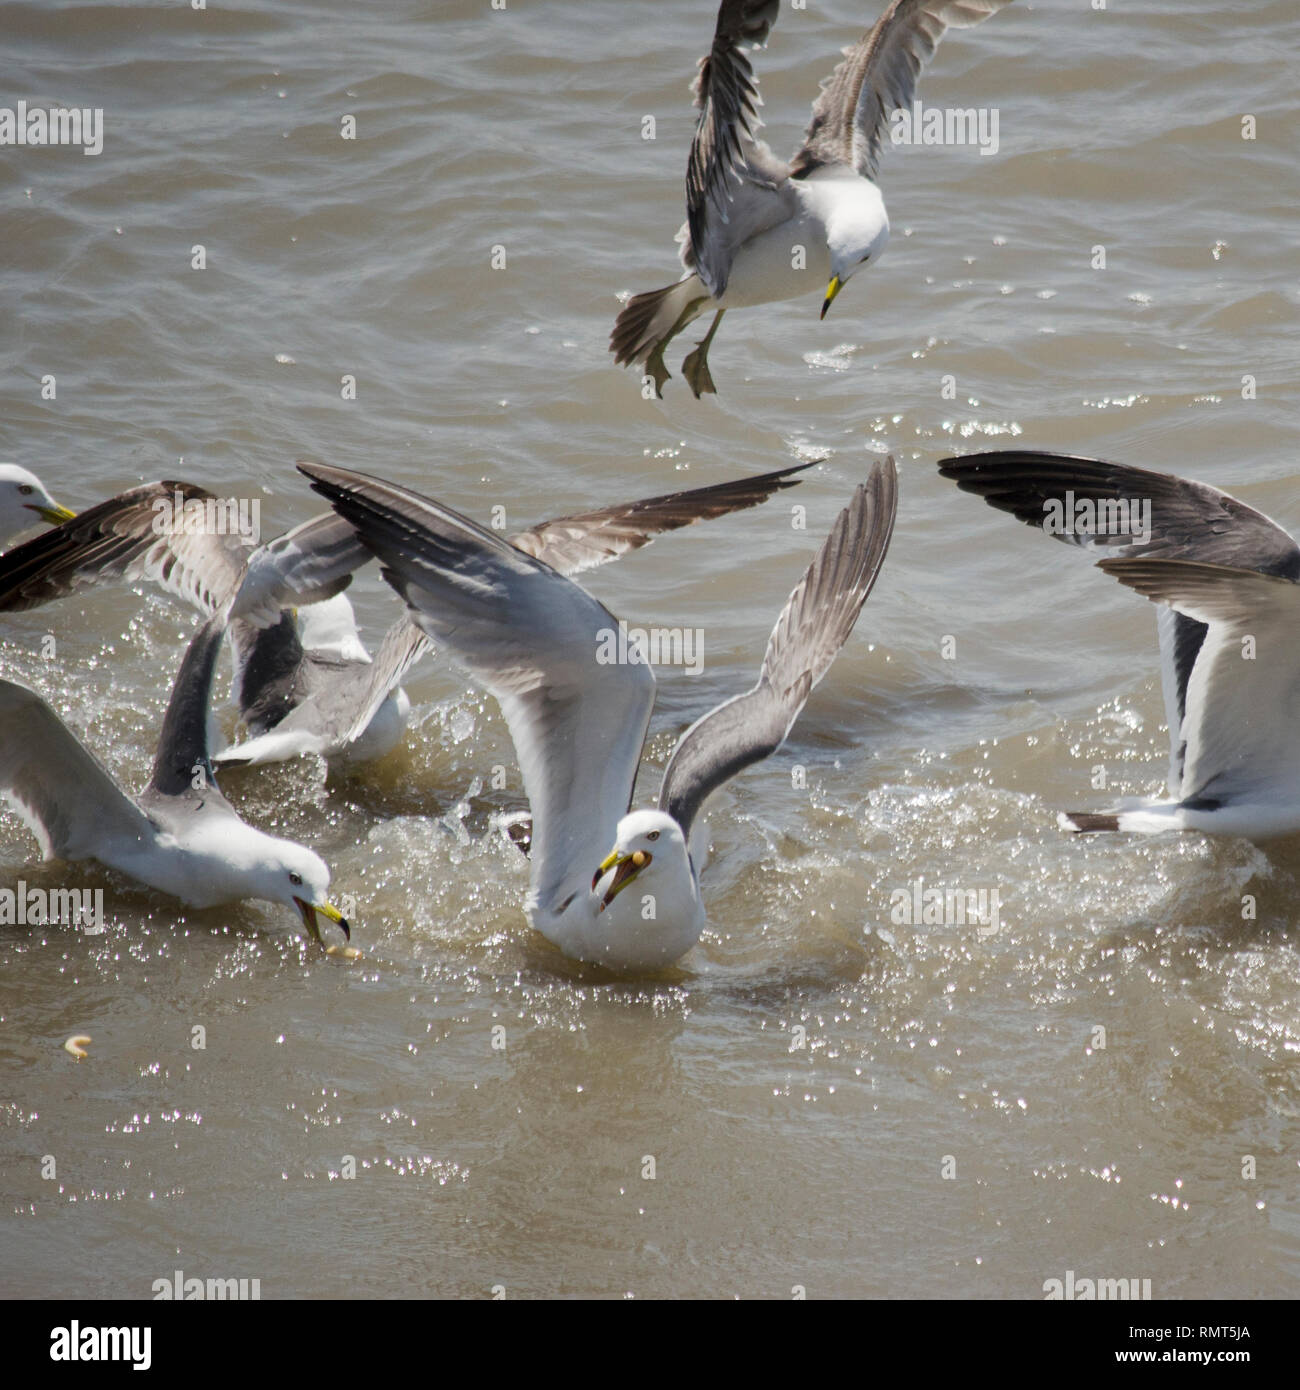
592;849;652;912
820;275;843;321
295;897;350;943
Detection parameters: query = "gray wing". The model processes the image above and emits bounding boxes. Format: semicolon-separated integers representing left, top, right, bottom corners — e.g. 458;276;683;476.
222;511;375;729
685;0;796;297
1098;559;1300;810
0;679;158;862
660;458;898;839
215;617;431;765
938;449;1300;792
297;463;656;919
0;480;252;616
508;460;812;577
228;509;368;626
227;611;306;734
792;0;1014;180
145;603;238;808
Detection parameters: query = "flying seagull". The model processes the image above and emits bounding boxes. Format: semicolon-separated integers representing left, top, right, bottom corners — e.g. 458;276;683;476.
0;599;351;940
0;464;74;548
299;457;897;971
611;0;1014;397
939;449;1300;839
0;465;815;769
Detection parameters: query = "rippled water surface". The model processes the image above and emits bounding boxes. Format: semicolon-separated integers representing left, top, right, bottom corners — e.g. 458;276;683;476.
2;0;1299;1299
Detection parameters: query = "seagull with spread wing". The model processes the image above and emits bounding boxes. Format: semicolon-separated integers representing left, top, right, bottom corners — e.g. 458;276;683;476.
940;450;1300;839
611;0;1014;397
300;457;896;971
0;464;810;769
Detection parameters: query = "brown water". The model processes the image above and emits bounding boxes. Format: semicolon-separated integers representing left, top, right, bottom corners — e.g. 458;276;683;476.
2;0;1299;1299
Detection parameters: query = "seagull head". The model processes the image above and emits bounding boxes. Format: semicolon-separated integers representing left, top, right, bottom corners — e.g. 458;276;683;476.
249;839;350;944
819;180;890;320
0;464;74;545
591;810;689;914
571;810;702;971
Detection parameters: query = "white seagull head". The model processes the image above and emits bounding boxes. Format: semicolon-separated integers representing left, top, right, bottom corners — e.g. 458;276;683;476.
0;464;74;547
585;810;702;971
189;822;349;942
812;173;890;319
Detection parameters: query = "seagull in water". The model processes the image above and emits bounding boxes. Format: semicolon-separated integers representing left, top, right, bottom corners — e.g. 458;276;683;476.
0;465;812;768
940;450;1300;840
300;457;897;971
0;465;75;548
611;0;1014;397
0;599;351;941
0;480;402;765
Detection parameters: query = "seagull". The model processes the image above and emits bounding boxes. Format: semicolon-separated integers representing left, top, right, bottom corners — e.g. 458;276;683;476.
939;449;1300;840
299;457;897;971
0;465;814;769
0;599;351;940
0;480;398;764
611;0;1014;397
0;465;75;549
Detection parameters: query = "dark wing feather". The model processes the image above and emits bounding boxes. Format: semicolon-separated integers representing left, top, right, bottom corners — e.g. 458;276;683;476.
686;0;789;296
0;480;251;615
508;460;812;577
936;450;1300;574
146;604;236;801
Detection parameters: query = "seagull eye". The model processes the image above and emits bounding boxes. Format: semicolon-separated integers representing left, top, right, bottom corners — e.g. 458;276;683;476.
647;831;660;842
17;484;33;495
289;871;303;886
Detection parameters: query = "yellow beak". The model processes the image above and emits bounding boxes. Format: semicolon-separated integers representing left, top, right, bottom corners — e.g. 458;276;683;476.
592;848;651;911
820;276;843;320
295;897;351;943
32;503;76;525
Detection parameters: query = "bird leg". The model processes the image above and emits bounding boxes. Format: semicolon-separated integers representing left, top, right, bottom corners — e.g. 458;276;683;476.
643;339;674;400
642;295;712;399
681;310;725;399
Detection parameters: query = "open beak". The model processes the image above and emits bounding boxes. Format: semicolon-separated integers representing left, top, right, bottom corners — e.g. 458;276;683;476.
295;897;350;943
820;275;843;321
30;502;75;525
592;849;652;912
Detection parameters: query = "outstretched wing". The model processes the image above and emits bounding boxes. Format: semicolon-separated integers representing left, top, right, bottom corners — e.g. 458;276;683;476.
228;509;368;626
659;458;897;839
685;0;795;297
0;680;157;863
0;480;252;616
938;449;1300;793
793;0;1014;180
297;463;656;920
508;460;811;577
